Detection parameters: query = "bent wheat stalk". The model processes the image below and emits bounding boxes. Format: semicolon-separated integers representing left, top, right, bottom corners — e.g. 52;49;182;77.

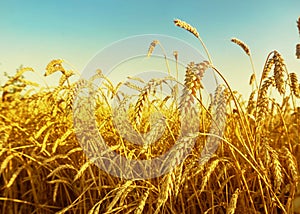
173;18;212;64
146;40;171;75
231;37;258;89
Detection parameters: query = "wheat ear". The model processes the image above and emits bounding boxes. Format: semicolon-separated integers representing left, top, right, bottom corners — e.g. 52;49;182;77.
296;44;300;59
297;16;300;36
173;19;214;69
273;51;286;95
154;172;174;214
133;77;174;126
247;89;257;114
199;159;220;192
271;151;283;194
289;72;300;98
257;77;275;122
174;19;199;38
179;61;209;114
231;37;258;89
105;180;133;213
226;188;241;214
173;51;179;81
147;40;159;57
146;40;171;75
231;38;251;56
262;57;274;81
282;147;298;182
249;73;256;86
45;59;65;76
134;189;150;214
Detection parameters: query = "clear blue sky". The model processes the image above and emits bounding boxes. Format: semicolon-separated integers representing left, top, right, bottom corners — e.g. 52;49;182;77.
0;0;300;96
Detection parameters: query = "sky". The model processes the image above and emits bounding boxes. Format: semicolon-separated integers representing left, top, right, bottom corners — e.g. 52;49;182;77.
0;0;300;97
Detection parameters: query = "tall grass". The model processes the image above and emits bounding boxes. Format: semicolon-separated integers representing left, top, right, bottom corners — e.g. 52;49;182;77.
0;18;300;214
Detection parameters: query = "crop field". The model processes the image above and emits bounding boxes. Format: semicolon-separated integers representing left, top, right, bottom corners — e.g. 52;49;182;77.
0;19;300;213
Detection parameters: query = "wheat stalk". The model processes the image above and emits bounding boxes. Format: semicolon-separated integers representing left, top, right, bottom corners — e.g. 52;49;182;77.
147;40;159;57
226;188;240;214
46;164;77;178
174;19;199;38
5;165;26;188
179;61;209;115
231;38;251;56
257;77;275;122
105;180;134;213
247;89;257;115
263;143;283;193
249;73;256;86
59;70;74;87
173;18;215;71
269;148;283;193
202;85;228;156
124;82;143;92
134;189;150;214
45;59;65;76
133;77;174;126
66;79;88;110
146;40;171;75
282;147;299;182
0;153;18;175
289;72;300;98
13;67;34;80
143;115;166;149
154;172;174;214
273;51;286;95
231;38;259;89
296;44;300;59
73;159;93;182
200;159;220;192
174;51;179;81
173;50;178;61
262;57;274;81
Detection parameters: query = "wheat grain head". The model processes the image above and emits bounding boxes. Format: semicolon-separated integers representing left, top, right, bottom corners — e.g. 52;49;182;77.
174;19;199;38
273;51;286;95
231;38;251;56
289;72;300;98
147;40;159;57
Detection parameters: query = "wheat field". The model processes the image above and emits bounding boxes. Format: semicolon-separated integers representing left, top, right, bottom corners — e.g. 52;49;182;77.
0;18;300;214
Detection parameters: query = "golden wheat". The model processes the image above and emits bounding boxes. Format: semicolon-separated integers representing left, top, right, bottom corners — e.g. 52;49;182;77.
1;17;300;214
249;73;256;85
261;57;274;81
147;40;159;57
273;51;286;95
200;159;220;192
257;77;275;122
154;172;174;214
132;77;174;126
271;150;284;194
290;72;300;98
231;38;251;56
179;61;209;115
296;44;300;59
173;50;178;61
174;18;199;38
226;188;240;214
247;89;257;114
45;59;65;76
134;189;150;214
105;180;133;213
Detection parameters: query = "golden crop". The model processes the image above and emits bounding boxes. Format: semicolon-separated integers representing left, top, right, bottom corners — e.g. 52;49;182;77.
0;18;300;214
